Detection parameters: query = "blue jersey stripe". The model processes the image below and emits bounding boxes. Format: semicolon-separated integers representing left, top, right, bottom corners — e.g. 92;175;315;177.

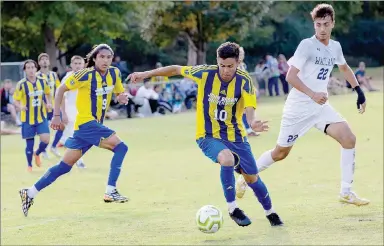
110;68;117;86
24;82;30;125
217;82;228;141
100;85;108;124
90;70;98;121
232;76;243;142
203;71;214;138
39;79;45;121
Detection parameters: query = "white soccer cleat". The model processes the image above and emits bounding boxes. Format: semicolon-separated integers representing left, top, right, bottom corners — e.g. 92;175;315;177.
41;151;50;160
50;147;61;158
235;174;248;199
339;191;370;206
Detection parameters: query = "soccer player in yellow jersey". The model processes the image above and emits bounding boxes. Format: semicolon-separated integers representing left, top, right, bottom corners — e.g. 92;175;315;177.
19;44;130;216
129;42;283;227
36;53;63;158
13;60;52;172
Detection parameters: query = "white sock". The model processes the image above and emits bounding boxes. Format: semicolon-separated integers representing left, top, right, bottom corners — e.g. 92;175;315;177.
265;207;275;216
106;185;116;194
228;201;238;213
340;148;355;194
256;149;275;172
27;186;39;198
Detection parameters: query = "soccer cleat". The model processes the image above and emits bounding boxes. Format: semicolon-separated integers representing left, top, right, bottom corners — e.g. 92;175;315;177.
76;160;86;169
229;208;252;227
50;147;61;158
266;213;284;226
103;189;129;203
19;189;34;217
235;174;248;199
33;153;42;167
41;151;50;160
27;166;32;172
56;143;64;148
339;191;370;206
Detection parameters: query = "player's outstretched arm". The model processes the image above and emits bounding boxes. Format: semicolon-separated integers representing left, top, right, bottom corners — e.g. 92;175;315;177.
128;65;183;83
51;84;70;130
338;63;366;114
286;66;328;105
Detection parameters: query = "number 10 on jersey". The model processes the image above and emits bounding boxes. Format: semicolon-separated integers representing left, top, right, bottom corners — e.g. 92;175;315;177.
214;109;228;121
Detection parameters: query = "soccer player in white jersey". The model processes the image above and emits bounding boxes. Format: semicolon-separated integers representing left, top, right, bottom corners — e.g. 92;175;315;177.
59;56;86;168
236;4;369;206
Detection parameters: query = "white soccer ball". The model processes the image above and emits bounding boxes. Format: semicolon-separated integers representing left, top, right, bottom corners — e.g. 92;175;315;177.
195;205;223;233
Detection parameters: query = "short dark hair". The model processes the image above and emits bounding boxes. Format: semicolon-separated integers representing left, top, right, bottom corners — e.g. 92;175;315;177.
217;42;240;60
23;59;38;70
311;4;335;21
86;44;114;68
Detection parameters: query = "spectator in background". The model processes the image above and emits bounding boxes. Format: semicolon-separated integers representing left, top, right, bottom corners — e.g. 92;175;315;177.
265;54;280;97
0;79;21;126
112;55;130;80
179;78;197;110
346;61;377;92
1;120;21;135
134;80;160;117
254;60;267;96
278;54;290;95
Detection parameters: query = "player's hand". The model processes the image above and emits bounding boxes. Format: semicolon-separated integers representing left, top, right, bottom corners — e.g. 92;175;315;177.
46;103;53;110
127;72;149;83
117;92;129;105
311;92;328;105
61;113;69;125
20;105;28;111
50;115;62;131
250;120;269;133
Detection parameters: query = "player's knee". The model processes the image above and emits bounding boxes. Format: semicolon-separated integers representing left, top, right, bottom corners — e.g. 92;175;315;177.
341;133;356;148
217;149;234;166
243;174;258;184
273;148;290;161
113;142;128;154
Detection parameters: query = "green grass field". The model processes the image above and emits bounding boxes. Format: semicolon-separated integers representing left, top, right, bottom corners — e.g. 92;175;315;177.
1;83;383;245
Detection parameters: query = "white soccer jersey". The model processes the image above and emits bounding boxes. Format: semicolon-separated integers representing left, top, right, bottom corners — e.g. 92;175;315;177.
61;71;78;122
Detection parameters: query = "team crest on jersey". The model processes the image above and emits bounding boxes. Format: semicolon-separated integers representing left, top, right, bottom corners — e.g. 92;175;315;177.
70;79;75;85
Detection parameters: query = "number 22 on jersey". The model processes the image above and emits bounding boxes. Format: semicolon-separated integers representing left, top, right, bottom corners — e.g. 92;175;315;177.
317;68;329;80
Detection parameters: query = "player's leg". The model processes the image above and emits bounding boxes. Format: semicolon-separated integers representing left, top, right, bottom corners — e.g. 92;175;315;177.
50;130;63;157
315;106;369;206
34;120;50;166
21;123;36;171
196;137;251;227
62;120;86;168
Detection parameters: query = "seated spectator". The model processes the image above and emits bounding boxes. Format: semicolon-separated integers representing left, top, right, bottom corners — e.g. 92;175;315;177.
1;79;21;126
133;80;160;117
346;61;378;91
178;78;197;109
1;120;20;135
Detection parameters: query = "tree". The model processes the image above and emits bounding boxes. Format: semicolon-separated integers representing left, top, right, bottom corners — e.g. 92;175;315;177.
1;1;137;72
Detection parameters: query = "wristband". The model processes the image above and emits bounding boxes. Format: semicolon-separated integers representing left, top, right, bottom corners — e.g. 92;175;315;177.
354;86;366;108
54;115;61;117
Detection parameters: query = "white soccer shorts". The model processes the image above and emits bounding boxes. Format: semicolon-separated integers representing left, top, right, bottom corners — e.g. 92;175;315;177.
277;104;346;147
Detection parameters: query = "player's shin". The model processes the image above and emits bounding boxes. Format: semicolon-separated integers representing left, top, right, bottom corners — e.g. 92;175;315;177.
256;149;275;172
25;138;34;167
52;130;63;148
220;166;237;212
106;142;128;193
248;177;274;215
28;161;72;198
35;141;49;156
340;148;355;194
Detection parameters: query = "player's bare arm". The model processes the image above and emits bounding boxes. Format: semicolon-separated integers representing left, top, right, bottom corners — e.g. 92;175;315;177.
244;107;268;133
286;65;328;105
338;63;366;114
51;84;70;130
128;65;183;83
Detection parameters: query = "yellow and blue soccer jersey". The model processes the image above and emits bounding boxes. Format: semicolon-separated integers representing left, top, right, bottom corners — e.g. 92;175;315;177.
36;71;61;109
13;77;51;125
181;65;257;142
64;66;125;130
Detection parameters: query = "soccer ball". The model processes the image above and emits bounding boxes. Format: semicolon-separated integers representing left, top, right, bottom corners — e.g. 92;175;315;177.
195;205;223;233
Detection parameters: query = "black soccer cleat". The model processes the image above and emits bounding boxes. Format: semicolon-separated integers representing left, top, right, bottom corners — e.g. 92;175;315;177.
19;188;34;217
229;208;252;227
103;189;129;203
266;213;284;226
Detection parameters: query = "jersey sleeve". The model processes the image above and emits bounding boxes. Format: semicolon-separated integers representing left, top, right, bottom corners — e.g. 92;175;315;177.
180;65;207;84
13;82;24;101
65;70;88;90
287;39;310;71
113;68;125;94
335;42;347;65
242;76;257;109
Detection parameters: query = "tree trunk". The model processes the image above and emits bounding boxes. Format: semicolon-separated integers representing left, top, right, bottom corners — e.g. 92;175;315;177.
196;40;206;65
42;23;66;74
186;34;198;66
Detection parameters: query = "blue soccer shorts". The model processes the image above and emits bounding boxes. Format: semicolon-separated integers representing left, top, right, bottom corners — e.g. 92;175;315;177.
196;137;258;175
65;120;116;155
21;120;50;139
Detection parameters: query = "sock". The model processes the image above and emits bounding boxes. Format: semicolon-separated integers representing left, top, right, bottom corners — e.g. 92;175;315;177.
228;201;238;213
256;149;275;172
106;185;116;194
25;138;35;167
242;113;250;130
340;148;355;194
35;141;49;156
34;161;72;192
27;185;39;198
52;130;63;148
107;142;128;188
248;177;272;211
220;166;236;203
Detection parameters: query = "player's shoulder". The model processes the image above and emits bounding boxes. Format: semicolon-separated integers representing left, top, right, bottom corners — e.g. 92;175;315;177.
193;64;217;72
108;66;120;73
73;67;94;81
299;36;316;47
15;79;27;88
329;39;342;48
236;69;252;82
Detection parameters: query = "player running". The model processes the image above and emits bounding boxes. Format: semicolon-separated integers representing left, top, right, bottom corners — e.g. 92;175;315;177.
59;55;87;168
36;53;63;158
235;4;369;206
13;60;52;172
129;42;283;227
19;44;130;217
